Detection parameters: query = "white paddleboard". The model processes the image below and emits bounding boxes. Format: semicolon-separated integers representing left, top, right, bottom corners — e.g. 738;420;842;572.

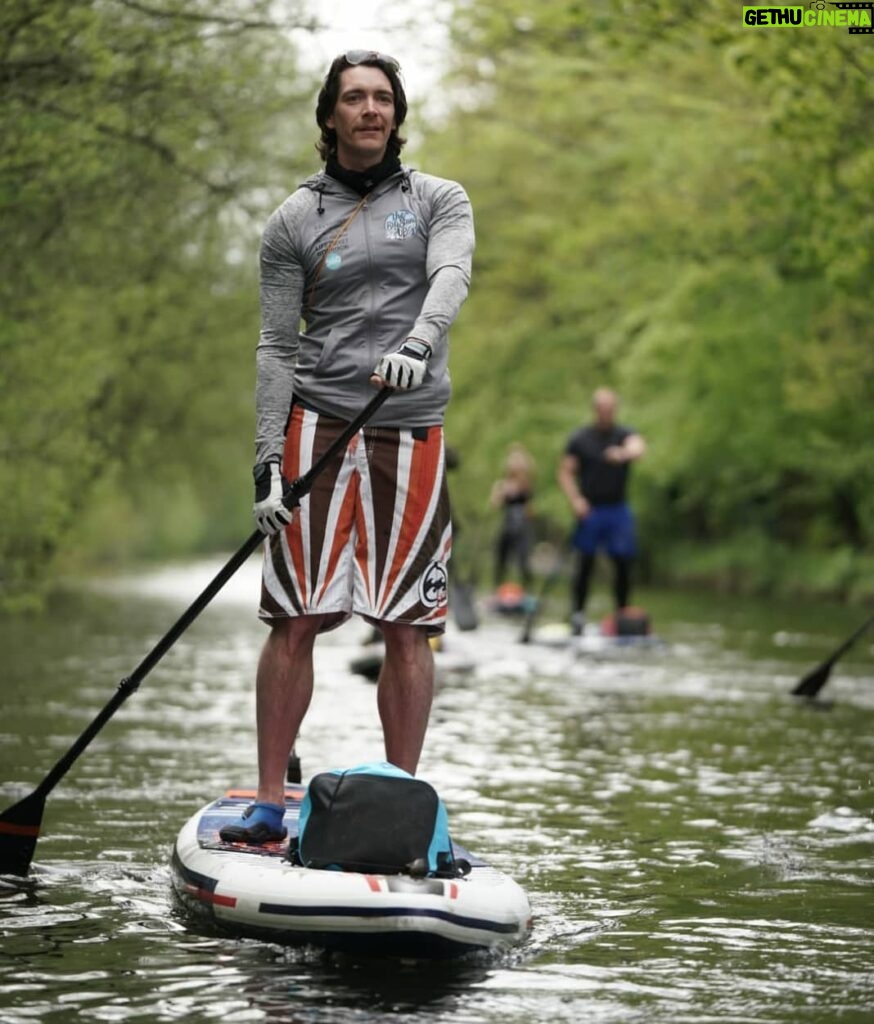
171;786;532;958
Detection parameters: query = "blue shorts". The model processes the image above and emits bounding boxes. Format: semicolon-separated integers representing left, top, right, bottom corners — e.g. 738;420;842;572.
571;503;637;558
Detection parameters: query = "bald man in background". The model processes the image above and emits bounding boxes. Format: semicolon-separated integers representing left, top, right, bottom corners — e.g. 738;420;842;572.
557;389;646;635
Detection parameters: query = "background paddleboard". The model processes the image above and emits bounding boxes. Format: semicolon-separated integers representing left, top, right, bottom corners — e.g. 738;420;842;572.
533;620;664;653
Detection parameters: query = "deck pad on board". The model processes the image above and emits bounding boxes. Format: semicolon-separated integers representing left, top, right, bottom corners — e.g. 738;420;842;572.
194;788;486;866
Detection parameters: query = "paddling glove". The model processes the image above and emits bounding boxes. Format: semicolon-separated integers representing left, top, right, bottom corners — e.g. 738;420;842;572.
253;460;295;535
373;338;431;390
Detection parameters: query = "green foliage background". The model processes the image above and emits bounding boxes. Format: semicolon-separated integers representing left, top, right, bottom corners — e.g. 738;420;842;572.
2;0;872;610
1;0;316;607
427;0;874;601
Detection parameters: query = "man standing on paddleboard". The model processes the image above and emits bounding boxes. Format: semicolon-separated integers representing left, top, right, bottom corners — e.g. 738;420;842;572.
557;388;646;637
221;51;474;844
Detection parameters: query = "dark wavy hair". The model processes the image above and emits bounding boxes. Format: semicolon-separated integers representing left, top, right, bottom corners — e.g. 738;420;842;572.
315;54;408;162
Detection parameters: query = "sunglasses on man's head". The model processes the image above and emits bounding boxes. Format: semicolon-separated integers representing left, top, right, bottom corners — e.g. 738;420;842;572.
342;49;401;72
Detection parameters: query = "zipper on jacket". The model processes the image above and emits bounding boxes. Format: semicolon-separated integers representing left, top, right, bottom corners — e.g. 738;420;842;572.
360;198;378;370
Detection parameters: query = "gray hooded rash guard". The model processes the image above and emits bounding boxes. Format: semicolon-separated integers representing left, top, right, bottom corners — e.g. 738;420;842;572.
255;167;475;464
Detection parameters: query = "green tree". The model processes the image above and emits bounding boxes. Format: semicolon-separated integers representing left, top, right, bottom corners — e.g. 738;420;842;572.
424;0;873;598
1;0;317;607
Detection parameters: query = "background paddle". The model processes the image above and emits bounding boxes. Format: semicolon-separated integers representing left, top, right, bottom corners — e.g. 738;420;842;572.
519;548;566;644
445;499;480;632
0;388;390;877
791;613;874;699
450;576;479;631
449;525;481;632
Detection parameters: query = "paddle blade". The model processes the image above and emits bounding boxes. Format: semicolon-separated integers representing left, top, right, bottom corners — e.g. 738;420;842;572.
350;652;383;682
791;614;874;699
791;660;834;699
519;607;537;644
0;790;46;876
450;581;479;632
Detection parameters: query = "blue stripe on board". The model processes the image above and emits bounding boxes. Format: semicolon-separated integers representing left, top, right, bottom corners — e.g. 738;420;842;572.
257;902;519;934
172;848;219;893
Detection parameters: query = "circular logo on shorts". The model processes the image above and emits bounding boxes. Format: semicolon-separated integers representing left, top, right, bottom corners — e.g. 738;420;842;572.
325;252;342;270
420;561;448;609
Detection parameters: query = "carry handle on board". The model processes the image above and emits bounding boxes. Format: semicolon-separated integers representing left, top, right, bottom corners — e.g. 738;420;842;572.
0;387;391;878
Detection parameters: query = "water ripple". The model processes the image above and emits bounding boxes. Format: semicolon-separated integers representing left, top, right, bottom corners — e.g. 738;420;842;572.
1;568;872;1022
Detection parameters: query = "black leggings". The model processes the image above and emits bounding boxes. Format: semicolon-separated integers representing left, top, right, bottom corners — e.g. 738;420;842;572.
572;552;632;613
495;530;532;589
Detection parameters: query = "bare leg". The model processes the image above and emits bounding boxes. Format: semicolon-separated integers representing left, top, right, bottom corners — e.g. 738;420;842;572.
377;623;434;775
255;615;326;805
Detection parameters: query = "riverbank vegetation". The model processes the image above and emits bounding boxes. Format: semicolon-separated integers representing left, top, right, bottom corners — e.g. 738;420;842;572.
2;0;872;610
431;0;874;604
1;0;316;607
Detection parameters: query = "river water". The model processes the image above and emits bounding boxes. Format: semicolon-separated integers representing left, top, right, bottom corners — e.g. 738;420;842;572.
1;556;872;1023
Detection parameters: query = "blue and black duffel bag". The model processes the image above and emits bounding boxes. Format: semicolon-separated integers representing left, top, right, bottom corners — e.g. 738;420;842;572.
290;762;462;879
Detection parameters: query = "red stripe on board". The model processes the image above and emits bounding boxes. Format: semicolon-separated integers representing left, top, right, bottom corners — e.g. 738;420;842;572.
186;884;237;908
0;822;40;837
449;883;458;900
364;875;382;892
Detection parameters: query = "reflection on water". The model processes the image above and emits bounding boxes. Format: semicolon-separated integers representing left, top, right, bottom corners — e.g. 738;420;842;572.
1;557;873;1022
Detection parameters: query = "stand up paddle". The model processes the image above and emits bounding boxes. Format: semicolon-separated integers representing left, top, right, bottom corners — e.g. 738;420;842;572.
791;613;874;699
449;575;478;631
0;388;391;877
519;549;565;644
449;521;481;632
445;462;479;632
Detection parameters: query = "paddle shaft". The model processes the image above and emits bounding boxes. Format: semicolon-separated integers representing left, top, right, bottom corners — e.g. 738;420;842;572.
14;388;391;805
520;554;565;644
446;517;481;631
450;579;479;631
823;613;874;662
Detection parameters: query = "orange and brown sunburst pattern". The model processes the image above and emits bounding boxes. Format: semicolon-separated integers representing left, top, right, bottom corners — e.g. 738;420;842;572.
259;404;451;634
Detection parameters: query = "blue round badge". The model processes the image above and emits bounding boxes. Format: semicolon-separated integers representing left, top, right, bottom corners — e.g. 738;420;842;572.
325;252;342;270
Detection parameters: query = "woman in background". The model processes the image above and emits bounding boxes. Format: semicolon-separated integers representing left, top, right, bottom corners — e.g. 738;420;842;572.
490;443;536;591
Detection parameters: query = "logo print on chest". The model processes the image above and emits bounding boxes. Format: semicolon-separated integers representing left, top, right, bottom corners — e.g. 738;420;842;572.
384;210;418;240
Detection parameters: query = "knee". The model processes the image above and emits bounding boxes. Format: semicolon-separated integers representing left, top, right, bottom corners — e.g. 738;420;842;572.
381;623;431;661
269;616;323;656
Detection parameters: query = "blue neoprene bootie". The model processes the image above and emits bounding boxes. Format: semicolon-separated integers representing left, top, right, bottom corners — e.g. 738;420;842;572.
219;802;287;844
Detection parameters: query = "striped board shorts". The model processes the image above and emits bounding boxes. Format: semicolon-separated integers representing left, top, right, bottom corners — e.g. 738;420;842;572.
259;404;452;635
